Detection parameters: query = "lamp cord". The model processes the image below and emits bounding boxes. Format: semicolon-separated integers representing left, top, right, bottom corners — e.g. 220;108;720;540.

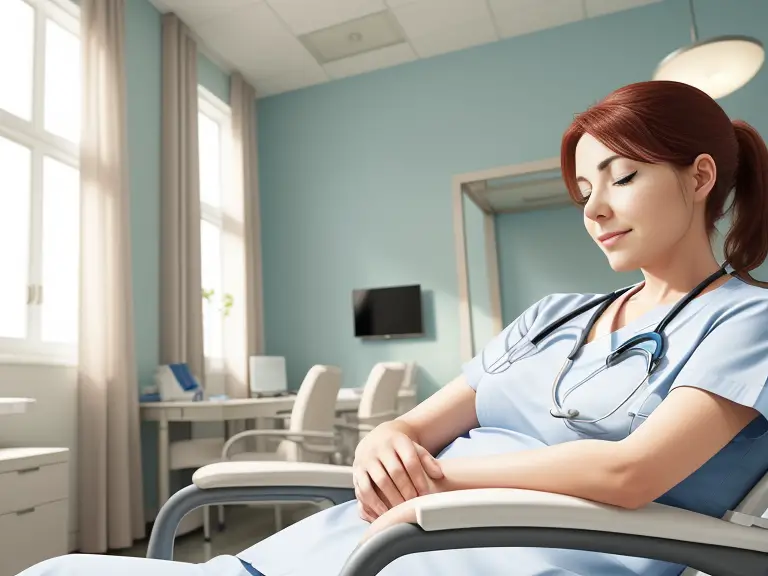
688;0;699;43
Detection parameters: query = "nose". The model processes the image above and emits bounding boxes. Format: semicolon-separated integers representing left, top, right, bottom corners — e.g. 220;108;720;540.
583;187;612;222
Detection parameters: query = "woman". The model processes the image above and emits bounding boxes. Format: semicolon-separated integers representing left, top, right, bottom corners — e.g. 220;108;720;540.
24;80;768;576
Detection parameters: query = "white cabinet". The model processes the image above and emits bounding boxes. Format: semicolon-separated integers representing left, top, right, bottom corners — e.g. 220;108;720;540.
0;447;69;576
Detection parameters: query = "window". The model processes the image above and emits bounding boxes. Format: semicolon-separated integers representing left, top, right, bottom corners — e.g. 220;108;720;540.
0;0;80;363
198;87;232;367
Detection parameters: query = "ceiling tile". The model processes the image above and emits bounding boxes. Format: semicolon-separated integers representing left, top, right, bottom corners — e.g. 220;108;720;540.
300;10;405;64
195;3;317;79
392;0;492;39
409;16;497;58
266;0;387;36
323;42;417;79
152;0;263;26
489;0;585;39
584;0;663;18
385;0;418;7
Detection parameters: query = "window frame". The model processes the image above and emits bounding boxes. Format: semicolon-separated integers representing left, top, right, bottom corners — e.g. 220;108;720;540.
197;86;232;371
0;0;81;365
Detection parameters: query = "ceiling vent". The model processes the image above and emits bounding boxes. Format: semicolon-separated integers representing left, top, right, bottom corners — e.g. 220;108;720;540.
298;10;407;64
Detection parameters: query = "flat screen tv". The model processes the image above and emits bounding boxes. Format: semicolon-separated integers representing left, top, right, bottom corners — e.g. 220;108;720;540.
353;284;423;339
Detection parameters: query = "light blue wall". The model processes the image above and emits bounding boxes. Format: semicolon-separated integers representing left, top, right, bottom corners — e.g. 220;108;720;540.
125;0;162;513
125;0;231;512
495;207;643;324
256;0;768;396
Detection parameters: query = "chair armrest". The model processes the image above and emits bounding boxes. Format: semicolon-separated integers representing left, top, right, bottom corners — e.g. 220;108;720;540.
193;461;354;490
338;489;768;576
335;421;376;433
222;429;338;458
412;488;768;552
148;462;356;561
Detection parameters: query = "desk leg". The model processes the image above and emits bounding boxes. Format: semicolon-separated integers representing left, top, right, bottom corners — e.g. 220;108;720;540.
158;417;170;507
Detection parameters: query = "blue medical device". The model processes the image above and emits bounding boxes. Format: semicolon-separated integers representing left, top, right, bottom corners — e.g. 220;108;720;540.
483;265;729;422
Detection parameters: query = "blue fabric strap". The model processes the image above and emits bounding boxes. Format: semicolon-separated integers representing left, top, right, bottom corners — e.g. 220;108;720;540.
239;558;266;576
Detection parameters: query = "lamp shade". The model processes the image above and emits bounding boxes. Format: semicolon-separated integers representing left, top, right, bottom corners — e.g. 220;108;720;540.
653;35;764;99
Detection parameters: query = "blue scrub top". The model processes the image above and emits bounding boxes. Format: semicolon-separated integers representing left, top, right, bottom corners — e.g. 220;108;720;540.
239;276;768;576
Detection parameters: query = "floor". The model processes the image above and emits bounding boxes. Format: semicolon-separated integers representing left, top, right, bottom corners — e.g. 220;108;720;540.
118;503;321;564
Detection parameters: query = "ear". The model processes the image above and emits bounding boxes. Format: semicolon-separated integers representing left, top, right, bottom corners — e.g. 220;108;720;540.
690;153;717;202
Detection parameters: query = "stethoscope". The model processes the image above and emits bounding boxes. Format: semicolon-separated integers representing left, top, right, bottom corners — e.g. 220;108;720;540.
483;265;730;423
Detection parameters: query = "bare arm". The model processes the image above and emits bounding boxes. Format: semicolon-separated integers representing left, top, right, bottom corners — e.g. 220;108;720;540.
435;386;759;509
386;374;480;456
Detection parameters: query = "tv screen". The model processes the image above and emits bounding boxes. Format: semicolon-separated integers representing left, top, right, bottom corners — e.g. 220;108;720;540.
353;284;423;339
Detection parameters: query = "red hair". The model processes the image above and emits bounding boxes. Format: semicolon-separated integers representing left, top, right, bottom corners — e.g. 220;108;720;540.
561;80;768;285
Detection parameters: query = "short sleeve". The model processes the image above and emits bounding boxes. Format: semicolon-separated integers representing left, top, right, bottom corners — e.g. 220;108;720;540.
671;299;768;427
461;295;550;391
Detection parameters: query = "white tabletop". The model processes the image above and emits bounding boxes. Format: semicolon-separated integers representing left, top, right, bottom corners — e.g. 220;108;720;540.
0;398;35;416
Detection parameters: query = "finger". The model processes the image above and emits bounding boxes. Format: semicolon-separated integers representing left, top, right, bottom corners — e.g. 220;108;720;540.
380;447;419;501
355;471;388;516
368;460;406;509
416;444;444;479
354;478;382;520
357;500;376;523
391;437;429;496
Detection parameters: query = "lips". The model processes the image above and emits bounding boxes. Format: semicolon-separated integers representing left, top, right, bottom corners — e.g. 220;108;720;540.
598;230;631;244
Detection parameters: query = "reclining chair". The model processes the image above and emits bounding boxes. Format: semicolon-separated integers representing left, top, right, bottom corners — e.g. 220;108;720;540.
146;460;768;576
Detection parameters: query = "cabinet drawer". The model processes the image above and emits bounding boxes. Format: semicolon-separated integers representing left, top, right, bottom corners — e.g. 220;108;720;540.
0;499;68;576
0;462;68;515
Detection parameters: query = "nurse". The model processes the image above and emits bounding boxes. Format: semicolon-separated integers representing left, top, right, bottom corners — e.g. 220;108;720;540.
22;81;768;576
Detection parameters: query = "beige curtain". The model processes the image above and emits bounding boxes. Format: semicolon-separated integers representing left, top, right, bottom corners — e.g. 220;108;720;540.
160;14;204;381
225;73;265;398
78;0;145;553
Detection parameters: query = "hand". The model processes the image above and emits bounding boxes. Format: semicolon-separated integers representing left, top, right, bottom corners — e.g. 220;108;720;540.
352;423;444;522
359;500;418;545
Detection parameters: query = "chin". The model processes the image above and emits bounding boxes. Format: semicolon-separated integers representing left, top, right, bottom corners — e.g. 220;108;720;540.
605;253;641;273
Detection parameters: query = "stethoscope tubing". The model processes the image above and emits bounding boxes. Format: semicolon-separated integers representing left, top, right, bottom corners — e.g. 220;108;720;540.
481;266;730;423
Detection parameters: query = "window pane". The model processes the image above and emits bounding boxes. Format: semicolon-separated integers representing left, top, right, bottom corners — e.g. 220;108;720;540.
0;0;34;120
198;111;221;208
45;19;80;143
41;156;79;344
0;136;31;338
201;219;223;359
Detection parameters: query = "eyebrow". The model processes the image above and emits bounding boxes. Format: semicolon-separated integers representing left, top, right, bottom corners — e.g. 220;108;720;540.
576;154;621;183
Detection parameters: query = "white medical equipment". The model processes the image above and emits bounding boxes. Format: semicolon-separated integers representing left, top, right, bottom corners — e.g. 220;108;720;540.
483;265;729;423
155;363;203;402
146;459;768;576
249;356;288;397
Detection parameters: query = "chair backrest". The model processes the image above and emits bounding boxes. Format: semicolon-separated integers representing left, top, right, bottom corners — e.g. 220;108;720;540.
357;362;407;424
401;362;417;391
681;468;768;576
277;364;342;462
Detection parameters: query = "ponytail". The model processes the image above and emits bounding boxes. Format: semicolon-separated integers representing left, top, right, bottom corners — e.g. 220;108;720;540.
724;120;768;286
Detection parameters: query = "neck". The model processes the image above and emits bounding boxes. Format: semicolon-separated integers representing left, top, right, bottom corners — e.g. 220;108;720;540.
634;239;725;306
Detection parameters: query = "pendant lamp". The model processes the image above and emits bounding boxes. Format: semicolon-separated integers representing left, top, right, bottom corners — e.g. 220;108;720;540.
652;0;764;99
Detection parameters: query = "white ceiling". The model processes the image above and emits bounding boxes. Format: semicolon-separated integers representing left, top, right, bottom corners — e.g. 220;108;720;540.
148;0;664;98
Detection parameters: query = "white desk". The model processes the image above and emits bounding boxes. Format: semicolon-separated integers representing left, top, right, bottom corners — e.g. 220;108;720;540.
140;389;417;507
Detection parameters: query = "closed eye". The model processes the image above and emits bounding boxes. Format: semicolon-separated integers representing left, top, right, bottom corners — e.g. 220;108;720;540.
614;171;637;186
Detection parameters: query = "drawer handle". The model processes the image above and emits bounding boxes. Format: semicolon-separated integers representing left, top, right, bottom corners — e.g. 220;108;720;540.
16;507;36;516
17;466;40;475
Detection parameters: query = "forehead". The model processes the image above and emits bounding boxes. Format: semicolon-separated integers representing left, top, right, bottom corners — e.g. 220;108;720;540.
575;133;617;173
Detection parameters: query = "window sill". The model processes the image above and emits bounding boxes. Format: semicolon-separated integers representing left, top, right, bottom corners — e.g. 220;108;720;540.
0;352;77;368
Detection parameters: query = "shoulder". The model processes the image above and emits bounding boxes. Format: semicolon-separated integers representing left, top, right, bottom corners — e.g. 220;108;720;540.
520;290;609;332
700;278;768;331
